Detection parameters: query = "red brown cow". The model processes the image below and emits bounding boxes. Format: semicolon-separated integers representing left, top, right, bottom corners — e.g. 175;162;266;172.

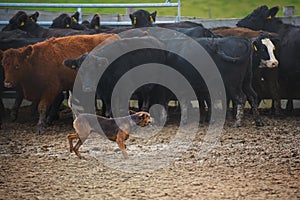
0;33;119;133
210;26;278;39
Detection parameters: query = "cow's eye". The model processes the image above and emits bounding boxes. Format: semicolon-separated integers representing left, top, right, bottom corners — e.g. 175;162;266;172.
15;65;20;69
273;46;276;51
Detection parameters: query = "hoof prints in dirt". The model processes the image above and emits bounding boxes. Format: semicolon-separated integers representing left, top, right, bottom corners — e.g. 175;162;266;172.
0;107;299;199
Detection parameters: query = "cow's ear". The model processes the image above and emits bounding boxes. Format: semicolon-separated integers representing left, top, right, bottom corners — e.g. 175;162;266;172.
129;13;134;21
91;14;100;29
72;12;80;23
252;41;258;52
30;12;39;22
18;13;27;27
65;16;72;28
23;46;33;58
267;6;279;19
129;14;136;25
150;11;157;22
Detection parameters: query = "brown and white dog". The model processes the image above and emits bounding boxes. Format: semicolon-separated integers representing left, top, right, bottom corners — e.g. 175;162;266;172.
67;92;152;159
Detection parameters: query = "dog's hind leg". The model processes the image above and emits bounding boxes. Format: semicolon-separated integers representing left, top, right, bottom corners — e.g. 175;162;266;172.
67;133;79;153
73;139;83;159
116;131;129;159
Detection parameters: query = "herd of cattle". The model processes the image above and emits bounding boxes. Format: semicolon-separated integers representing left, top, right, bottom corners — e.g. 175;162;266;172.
0;5;299;133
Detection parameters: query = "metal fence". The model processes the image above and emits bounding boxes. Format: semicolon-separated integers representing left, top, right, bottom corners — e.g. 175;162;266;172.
0;1;181;26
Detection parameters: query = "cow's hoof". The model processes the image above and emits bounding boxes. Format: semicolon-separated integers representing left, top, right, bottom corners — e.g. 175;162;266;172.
273;111;284;119
38;125;46;134
46;114;59;125
10;111;17;122
232;122;241;128
255;120;264;127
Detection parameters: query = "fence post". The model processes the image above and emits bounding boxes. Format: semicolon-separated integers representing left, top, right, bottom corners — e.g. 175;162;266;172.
177;0;181;22
126;7;135;15
283;6;295;17
77;7;82;23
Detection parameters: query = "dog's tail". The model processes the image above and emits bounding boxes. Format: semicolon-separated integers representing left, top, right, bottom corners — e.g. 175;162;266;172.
68;91;80;118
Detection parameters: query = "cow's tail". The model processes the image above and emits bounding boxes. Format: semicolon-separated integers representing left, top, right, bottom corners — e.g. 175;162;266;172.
68;91;80;118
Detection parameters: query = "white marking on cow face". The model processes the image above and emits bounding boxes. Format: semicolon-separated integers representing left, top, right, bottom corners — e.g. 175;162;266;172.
260;38;279;68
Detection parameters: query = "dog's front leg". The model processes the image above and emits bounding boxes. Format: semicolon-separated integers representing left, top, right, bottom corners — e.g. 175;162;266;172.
116;131;129;159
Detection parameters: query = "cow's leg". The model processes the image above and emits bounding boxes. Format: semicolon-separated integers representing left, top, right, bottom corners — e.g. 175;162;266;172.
37;103;48;134
265;68;281;115
140;85;154;112
199;94;211;123
141;93;150;112
286;99;294;112
226;99;234;119
199;97;206;123
103;96;112;118
244;85;264;127
37;94;56;134
149;87;169;126
10;86;24;121
100;98;106;116
46;92;64;124
271;93;281;116
232;92;246;128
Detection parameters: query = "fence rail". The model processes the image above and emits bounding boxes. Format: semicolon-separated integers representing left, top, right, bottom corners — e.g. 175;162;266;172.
0;1;181;26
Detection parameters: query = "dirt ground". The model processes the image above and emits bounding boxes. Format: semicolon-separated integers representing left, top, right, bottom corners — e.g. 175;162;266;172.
0;105;299;200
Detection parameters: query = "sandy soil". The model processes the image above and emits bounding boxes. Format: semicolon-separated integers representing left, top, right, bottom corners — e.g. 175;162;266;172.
0;106;299;200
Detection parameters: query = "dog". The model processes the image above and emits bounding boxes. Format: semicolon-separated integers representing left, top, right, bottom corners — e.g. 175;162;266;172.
67;92;152;159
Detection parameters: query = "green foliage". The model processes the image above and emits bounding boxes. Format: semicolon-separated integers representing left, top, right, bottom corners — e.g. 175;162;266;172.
0;0;299;18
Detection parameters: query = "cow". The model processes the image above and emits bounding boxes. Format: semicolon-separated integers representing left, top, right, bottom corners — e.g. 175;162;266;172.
0;36;45;121
82;14;101;30
0;33;118;133
210;26;281;115
50;12;88;30
2;11;96;38
192;37;263;127
129;9;204;29
0;29;46;127
237;5;300;111
168;26;218;38
129;9;157;28
210;26;278;39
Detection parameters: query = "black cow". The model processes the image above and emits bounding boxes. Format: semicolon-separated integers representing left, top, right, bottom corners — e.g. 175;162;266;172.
50;12;88;30
63;53;89;70
2;11;96;38
69;33;265;127
82;14;101;30
129;10;157;28
129;9;203;29
237;5;300;111
169;26;218;38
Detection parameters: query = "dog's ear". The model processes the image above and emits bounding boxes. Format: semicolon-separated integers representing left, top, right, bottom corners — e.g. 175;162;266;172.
129;110;136;115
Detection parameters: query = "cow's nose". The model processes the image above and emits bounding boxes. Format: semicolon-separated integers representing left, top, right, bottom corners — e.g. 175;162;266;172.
272;60;279;67
4;81;13;88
